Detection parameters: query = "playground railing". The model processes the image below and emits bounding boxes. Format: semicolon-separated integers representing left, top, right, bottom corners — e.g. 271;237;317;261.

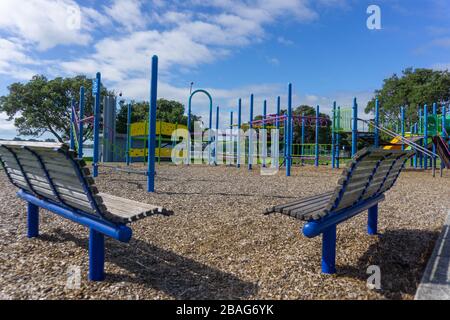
360;118;442;177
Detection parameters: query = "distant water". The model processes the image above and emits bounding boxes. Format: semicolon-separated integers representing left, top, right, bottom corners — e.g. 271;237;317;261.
83;148;93;157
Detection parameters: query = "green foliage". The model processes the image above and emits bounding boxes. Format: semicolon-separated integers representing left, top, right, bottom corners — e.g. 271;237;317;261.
365;68;450;125
292;105;331;145
116;99;199;134
0;75;111;142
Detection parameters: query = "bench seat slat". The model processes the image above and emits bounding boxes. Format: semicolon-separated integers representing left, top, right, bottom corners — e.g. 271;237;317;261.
265;148;413;221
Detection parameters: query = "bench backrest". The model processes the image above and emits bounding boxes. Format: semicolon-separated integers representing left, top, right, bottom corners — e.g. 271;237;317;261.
0;141;119;223
324;147;414;215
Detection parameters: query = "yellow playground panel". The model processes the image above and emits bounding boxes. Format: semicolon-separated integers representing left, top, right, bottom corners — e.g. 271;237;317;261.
130;121;187;137
384;133;418;150
129;148;185;158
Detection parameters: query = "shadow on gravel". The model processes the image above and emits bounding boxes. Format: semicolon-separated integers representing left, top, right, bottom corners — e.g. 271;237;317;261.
40;230;258;299
337;229;439;299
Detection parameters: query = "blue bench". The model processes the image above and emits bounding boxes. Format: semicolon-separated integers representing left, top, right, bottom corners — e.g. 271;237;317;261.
266;147;414;274
0;141;172;281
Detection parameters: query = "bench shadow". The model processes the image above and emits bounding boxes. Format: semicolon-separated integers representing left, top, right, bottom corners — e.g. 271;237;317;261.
40;230;258;300
337;229;439;299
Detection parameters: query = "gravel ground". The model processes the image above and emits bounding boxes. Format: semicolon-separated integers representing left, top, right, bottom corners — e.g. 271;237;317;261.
0;163;449;300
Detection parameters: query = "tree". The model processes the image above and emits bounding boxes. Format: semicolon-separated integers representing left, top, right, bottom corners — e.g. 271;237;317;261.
116;99;199;134
0;75;111;143
365;68;450;126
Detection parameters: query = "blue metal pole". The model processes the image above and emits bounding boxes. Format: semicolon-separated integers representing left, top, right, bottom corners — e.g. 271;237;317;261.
414;122;418;168
321;225;337;274
126;103;132;166
331;102;336;168
401;106;405;151
230;111;233;165
374;98;380;148
301;113;305;166
70;99;75;151
368;204;378;235
336;107;341;168
89;229;105;281
284;118;288;165
78;86;85;158
352;98;358;157
248;94;254;170
315;105;320;167
276;96;281;130
27;202;39;238
215;106;220;164
93;73;101;177
147;56;158;192
424;104;428;170
237;99;242;168
286;83;292;176
209;98;213;165
263;100;267;168
418;109;423;168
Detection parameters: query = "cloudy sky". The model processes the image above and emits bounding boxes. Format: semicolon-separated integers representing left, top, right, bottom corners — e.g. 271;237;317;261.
1;0;449;139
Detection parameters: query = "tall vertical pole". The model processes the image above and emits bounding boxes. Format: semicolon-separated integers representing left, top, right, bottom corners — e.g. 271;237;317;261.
187;97;192;165
432;102;437;168
237;99;242;168
374;98;380;148
147;55;158;192
70;99;76;151
215;106;220;165
276;96;281;130
414;122;418;168
315;105;320;167
443;104;447;138
352;98;358;157
424;105;428;170
286;83;292;176
401;106;405;151
92;73;101;177
126;103;132;166
301;113;305;166
78;86;85;159
248;94;254;170
331;102;336;168
208;99;213;165
263;100;267;168
419;108;423;168
336;107;341;168
229;111;233;165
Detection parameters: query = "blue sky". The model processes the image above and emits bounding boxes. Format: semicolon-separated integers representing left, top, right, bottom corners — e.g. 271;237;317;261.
1;0;450;139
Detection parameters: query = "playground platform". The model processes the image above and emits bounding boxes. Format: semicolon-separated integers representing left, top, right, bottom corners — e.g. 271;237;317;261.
415;210;450;300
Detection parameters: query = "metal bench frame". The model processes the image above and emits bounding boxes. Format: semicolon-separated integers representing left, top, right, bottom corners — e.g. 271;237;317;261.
0;142;170;281
266;147;414;274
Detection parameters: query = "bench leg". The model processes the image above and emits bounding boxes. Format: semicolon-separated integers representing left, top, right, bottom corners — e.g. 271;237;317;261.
89;229;105;281
27;202;39;238
322;225;337;274
368;204;378;236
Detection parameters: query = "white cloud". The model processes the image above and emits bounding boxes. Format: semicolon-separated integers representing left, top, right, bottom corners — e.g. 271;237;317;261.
103;0;147;32
0;0;97;50
0;39;37;80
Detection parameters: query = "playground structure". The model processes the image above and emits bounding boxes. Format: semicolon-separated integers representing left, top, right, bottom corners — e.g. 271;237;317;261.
69;55;450;196
70;57;159;192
